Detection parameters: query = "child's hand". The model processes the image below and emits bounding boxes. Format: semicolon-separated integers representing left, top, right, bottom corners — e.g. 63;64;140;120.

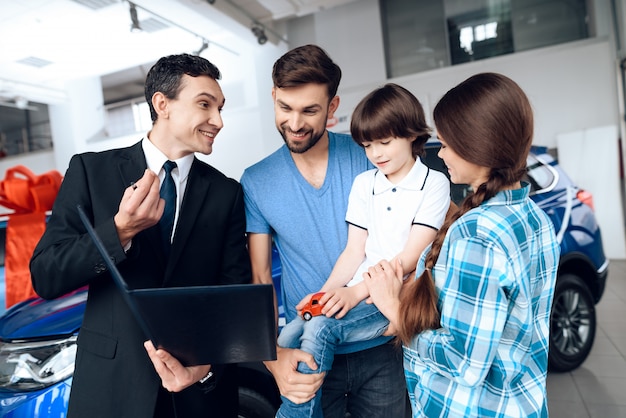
295;292;317;312
320;287;362;319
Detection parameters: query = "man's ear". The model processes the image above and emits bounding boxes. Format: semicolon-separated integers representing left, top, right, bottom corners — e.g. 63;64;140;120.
327;95;340;120
152;92;168;119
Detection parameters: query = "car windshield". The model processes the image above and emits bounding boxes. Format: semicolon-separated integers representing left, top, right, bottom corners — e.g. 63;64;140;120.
525;153;558;194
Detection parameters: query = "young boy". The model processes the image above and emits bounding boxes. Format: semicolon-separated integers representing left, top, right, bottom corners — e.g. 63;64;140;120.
276;83;451;418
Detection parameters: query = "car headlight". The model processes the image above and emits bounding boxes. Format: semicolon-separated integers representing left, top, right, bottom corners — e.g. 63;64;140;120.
0;336;77;391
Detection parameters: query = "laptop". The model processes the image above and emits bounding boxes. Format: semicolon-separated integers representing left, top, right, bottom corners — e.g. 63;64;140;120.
77;204;276;366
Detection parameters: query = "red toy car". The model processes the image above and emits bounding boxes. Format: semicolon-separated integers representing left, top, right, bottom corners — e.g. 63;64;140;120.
301;292;325;321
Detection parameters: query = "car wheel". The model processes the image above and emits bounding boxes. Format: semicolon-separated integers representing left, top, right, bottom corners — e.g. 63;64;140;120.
549;273;596;372
303;312;312;321
238;387;277;418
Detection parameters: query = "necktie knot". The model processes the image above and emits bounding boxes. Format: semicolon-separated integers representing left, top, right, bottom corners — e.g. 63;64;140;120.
163;160;176;176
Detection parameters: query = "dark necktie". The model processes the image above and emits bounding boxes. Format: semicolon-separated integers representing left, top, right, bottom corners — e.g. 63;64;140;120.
159;160;177;257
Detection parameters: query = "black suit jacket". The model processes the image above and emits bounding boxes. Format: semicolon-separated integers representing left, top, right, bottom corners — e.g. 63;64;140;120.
30;141;251;418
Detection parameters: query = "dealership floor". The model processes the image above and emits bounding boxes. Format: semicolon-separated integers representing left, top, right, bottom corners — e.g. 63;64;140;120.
547;259;626;417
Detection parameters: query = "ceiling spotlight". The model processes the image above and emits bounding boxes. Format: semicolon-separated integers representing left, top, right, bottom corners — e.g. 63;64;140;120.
195;39;209;55
129;2;142;32
251;24;267;45
14;96;28;110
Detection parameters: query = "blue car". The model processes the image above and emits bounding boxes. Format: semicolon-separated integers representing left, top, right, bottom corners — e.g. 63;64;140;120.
0;143;609;417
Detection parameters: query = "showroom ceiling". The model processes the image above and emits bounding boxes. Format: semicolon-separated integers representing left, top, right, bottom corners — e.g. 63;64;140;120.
0;0;360;108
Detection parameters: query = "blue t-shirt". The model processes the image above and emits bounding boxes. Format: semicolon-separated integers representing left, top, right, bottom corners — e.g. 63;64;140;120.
241;132;385;354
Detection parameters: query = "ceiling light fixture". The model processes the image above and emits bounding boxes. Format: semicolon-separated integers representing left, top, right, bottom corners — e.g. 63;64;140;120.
14;96;29;109
195;39;209;55
251;24;267;45
128;2;238;56
129;2;142;32
219;0;287;45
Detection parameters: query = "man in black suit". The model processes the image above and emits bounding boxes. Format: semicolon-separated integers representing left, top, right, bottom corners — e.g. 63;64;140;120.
30;54;250;418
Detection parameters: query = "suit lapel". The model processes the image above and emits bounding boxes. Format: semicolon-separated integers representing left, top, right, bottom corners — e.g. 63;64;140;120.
116;142;147;186
117;142;165;267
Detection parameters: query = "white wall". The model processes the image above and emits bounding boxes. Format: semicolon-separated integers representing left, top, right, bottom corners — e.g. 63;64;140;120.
201;45;287;177
557;126;625;259
287;1;619;151
339;38;617;148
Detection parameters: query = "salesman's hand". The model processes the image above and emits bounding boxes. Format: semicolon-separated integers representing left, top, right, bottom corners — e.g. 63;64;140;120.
264;346;325;404
115;170;165;246
144;341;210;392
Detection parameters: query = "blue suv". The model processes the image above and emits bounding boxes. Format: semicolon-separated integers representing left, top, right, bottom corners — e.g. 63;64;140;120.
0;143;608;417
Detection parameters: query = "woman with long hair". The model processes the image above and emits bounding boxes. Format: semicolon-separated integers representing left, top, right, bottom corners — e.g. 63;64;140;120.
364;72;560;417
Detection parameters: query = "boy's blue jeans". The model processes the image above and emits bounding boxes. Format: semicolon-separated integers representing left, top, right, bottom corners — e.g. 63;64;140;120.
276;300;390;418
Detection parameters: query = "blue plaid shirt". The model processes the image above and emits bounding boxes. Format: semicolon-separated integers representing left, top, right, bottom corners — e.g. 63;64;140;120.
404;183;559;417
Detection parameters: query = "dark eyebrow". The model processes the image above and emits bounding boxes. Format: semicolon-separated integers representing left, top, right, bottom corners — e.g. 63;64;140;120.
276;99;322;112
276;99;291;109
197;92;225;107
303;104;322;112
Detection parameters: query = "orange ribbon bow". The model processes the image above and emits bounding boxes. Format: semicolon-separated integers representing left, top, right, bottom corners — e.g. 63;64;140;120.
0;165;62;308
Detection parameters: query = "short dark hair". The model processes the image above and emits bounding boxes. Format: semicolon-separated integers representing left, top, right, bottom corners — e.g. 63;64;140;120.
350;83;431;158
272;44;342;101
144;53;222;122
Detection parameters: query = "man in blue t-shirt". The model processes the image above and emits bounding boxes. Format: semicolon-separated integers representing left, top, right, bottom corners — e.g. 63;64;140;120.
241;44;409;418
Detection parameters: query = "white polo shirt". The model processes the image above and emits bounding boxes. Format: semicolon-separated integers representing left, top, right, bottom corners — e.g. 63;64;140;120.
345;158;450;285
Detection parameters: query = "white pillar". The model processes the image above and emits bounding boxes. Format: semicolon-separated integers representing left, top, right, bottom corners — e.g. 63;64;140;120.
48;76;106;174
557;125;626;260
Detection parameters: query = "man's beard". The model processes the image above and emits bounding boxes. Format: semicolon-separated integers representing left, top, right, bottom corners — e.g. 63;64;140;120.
279;125;325;154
